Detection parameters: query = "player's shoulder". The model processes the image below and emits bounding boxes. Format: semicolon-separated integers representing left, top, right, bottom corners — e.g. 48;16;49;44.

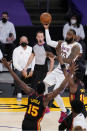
74;42;82;53
73;42;82;49
62;41;67;45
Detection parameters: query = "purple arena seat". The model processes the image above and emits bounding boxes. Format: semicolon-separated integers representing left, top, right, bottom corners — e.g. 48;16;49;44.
0;0;32;26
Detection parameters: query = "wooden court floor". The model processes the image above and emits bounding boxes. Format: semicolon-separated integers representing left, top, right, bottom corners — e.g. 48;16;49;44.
0;97;87;131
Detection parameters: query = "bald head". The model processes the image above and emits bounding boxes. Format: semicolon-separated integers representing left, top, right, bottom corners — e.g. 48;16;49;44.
20;36;28;45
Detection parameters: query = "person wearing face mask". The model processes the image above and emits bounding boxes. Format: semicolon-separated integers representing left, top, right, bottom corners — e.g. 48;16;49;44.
12;36;35;101
63;15;85;41
0;12;16;64
63;15;86;59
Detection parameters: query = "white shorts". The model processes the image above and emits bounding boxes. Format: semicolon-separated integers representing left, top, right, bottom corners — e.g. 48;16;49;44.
43;67;65;87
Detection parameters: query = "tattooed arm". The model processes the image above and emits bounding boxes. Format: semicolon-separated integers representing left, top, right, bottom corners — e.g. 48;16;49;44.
63;45;80;64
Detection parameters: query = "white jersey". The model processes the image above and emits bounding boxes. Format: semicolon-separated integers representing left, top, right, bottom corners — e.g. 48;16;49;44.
72;113;87;130
57;41;82;70
45;29;83;72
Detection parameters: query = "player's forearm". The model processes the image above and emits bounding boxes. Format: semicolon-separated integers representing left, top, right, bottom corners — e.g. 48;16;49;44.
68;75;75;88
63;45;80;64
58;55;68;77
7;66;33;94
48;58;54;72
45;29;58;48
62;58;72;64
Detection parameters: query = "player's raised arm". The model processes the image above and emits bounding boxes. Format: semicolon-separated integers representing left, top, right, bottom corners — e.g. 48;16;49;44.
56;46;78;94
57;47;78;94
43;24;58;48
2;58;34;95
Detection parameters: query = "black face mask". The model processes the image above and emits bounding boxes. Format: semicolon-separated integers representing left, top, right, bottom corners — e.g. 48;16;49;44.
2;18;7;23
65;38;73;44
21;42;27;47
39;40;42;43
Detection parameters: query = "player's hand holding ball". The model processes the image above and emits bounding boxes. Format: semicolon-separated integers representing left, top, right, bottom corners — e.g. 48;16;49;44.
40;12;52;28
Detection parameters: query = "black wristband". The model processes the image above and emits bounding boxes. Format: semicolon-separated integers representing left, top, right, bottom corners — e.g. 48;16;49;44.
61;64;66;70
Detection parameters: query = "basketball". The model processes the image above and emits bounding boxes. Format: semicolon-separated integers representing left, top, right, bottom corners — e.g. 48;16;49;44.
40;12;52;25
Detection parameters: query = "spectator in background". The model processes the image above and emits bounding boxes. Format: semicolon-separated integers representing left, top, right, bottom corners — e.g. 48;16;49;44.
0;12;16;64
13;36;35;101
63;15;86;59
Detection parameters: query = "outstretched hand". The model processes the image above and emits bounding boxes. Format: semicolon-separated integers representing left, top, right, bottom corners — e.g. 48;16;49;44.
69;62;78;75
56;41;63;56
1;58;10;69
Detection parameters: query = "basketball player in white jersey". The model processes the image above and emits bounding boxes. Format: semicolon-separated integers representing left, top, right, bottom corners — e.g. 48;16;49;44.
43;24;83;123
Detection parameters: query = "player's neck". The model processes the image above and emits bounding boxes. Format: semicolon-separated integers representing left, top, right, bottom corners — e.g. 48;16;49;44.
69;41;75;45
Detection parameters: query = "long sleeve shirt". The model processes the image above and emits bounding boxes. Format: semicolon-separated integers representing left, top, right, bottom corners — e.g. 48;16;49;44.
0;21;16;43
45;29;58;48
63;23;85;40
13;46;35;71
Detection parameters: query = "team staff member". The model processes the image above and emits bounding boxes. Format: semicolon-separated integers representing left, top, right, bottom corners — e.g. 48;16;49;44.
13;36;35;100
0;12;16;62
23;31;54;90
1;58;76;131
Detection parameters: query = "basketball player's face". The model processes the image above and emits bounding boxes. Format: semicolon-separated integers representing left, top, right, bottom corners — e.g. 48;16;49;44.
65;31;74;44
36;33;44;45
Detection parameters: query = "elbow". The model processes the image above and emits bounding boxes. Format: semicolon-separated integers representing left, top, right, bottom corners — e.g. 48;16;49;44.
46;40;51;46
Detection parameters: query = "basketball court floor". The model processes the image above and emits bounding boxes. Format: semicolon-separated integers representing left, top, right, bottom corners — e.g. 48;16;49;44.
0;97;87;131
0;68;87;131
